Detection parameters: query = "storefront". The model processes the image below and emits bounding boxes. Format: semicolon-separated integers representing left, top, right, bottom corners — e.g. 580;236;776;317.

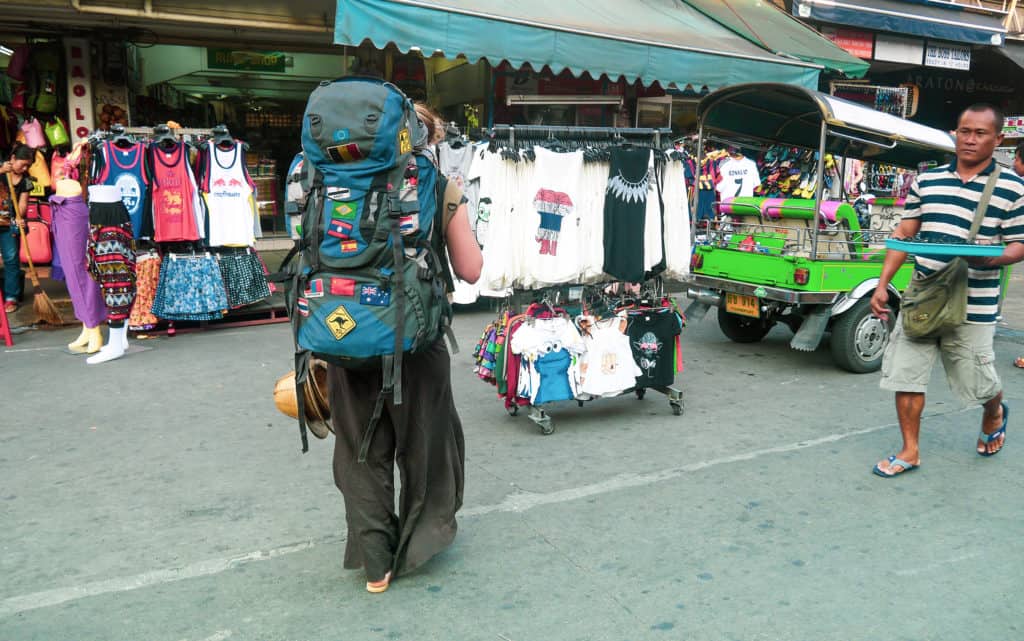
790;0;1022;130
0;0;867;235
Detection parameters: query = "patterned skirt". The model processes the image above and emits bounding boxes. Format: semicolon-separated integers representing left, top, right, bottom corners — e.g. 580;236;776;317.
128;252;162;331
216;248;271;308
87;201;136;326
151;253;228;321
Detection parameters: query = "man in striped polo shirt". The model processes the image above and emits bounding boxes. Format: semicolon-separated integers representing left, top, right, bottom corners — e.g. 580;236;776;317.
870;103;1024;477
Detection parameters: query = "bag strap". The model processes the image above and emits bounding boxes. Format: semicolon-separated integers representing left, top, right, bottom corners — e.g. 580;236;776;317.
967;168;1001;242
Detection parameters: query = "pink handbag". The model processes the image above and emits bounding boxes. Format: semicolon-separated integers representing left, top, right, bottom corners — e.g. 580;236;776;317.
21;118;46;148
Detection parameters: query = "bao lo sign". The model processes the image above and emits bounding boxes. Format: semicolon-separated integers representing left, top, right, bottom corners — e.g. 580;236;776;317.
64;38;97;142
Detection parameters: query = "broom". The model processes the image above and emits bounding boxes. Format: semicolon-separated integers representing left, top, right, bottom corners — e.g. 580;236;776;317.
6;173;63;325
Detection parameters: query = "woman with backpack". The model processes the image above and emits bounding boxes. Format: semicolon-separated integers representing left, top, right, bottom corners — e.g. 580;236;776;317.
0;144;35;313
326;103;482;593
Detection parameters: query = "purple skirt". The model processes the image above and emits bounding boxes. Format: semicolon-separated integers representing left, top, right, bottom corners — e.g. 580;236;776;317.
49;194;106;328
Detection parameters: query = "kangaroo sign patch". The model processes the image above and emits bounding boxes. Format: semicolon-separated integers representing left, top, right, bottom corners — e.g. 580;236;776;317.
325;305;356;340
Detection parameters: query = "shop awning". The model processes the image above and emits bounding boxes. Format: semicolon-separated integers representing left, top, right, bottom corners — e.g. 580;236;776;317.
792;0;1007;46
682;0;869;77
335;0;823;90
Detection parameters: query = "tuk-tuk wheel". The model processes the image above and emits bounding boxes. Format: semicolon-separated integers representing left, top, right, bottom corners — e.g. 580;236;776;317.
830;299;893;373
717;308;773;343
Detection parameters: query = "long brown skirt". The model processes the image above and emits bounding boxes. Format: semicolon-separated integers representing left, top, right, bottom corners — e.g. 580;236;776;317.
327;339;465;583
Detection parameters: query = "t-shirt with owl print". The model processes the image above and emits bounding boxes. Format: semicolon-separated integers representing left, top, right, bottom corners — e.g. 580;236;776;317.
626;310;681;388
580;314;643;398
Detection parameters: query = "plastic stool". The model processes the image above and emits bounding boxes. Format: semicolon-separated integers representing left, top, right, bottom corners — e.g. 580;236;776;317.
0;302;12;347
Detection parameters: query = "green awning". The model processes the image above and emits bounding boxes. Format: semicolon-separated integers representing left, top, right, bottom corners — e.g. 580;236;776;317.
683;0;869;77
335;0;822;90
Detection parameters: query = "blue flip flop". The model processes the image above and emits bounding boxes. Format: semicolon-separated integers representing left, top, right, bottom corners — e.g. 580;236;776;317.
978;402;1008;457
873;456;919;478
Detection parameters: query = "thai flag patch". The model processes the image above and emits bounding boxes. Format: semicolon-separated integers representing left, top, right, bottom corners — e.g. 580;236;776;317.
327;219;353;239
304;279;324;298
296;297;309;316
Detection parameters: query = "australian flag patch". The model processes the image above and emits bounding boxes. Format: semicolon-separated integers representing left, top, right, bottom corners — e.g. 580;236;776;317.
359;284;391;307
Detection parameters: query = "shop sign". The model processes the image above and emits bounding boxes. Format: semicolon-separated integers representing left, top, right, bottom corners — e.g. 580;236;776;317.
207;49;286;73
1004;116;1024;137
924;43;971;71
821;27;874;60
64;38;95;142
905;73;1014;95
875;34;924;65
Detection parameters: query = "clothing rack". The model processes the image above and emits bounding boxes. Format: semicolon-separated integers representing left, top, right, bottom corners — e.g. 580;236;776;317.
488;124;672;149
487;281;684;434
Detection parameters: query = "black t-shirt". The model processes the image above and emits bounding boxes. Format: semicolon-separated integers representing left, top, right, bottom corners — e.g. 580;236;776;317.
626;309;681;388
0;173;33;226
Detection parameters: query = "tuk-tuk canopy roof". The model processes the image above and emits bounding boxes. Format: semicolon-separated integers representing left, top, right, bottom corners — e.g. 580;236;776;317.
697;83;955;168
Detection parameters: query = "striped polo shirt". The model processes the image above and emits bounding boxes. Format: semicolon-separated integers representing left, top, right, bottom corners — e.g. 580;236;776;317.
903;159;1024;323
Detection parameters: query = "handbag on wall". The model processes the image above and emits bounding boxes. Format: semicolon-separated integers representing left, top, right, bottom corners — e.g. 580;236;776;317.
44;117;69;148
901;170;1000;339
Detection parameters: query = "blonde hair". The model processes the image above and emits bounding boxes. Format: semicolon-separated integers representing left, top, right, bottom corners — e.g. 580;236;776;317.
414;102;445;145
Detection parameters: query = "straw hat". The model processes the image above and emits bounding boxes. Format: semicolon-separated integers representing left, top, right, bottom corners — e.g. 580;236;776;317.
55;179;82;198
273;359;332;439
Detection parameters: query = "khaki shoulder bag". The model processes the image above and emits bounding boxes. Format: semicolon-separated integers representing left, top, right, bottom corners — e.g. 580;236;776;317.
900;169;1000;339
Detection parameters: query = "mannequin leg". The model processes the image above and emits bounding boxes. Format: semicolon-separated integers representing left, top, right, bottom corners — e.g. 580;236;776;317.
87;323;127;364
68;323;90;351
85;325;104;354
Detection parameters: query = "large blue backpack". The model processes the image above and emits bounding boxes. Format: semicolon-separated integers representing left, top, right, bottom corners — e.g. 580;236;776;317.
283;77;453;453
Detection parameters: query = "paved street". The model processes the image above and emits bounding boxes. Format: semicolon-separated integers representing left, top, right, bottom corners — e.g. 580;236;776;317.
2;281;1023;640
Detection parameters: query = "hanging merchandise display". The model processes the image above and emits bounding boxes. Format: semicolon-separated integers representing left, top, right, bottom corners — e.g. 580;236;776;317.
471;125;691;292
463;124;687;433
474;286;685;434
79;124;272;341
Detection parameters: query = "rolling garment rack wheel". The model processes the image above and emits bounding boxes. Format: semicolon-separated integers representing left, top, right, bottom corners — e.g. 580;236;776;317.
507;405;519;417
529;405;554;435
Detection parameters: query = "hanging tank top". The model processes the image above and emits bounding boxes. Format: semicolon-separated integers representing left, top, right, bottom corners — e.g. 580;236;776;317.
97;141;148;238
203;141;256;247
150;141;201;242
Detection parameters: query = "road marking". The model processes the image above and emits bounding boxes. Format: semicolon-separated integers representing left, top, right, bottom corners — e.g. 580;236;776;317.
2;346;65;353
0;413;968;618
177;631;233;641
892;552;983;577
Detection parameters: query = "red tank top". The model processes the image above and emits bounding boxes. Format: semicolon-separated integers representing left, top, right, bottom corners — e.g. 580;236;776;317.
150;142;200;242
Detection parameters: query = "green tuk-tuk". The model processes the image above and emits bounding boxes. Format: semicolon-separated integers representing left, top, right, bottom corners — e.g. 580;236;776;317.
685;83;956;372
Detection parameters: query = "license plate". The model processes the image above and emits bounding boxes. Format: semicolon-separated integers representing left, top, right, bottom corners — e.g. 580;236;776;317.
725;293;760;318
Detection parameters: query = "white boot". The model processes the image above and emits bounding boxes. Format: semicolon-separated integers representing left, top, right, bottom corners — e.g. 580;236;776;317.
87;325;128;364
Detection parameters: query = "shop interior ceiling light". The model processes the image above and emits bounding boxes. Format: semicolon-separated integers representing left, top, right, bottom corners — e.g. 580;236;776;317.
0;46;13;56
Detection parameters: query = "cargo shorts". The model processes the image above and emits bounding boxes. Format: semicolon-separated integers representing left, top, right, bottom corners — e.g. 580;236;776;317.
880;316;1001;406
